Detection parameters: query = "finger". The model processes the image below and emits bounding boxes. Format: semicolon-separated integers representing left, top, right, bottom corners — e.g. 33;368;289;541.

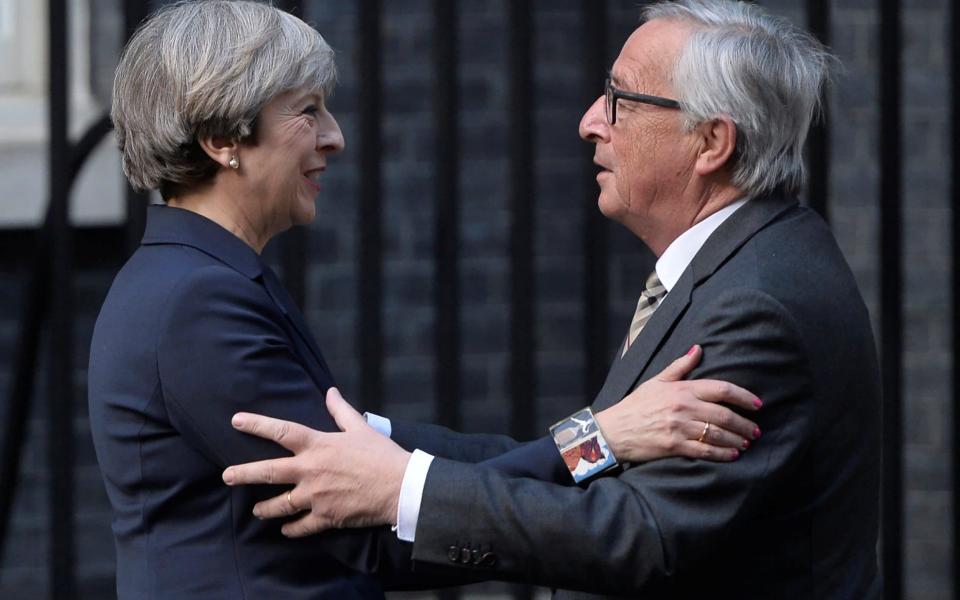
231;412;315;453
687;379;762;411
686;420;750;451
282;512;327;538
655;345;702;382
251;490;305;520
325;387;367;432
677;440;741;462
222;457;297;486
696;404;760;441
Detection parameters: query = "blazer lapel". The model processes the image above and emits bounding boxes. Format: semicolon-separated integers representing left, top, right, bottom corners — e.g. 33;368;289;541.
260;266;334;382
592;194;799;411
141;206;335;387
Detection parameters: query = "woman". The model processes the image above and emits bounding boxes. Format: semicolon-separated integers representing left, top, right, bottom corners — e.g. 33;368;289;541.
88;1;758;598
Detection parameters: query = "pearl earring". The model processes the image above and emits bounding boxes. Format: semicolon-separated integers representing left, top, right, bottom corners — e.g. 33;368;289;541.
229;156;239;169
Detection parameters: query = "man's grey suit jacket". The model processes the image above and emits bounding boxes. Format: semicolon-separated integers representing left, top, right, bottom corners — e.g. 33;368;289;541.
391;194;882;599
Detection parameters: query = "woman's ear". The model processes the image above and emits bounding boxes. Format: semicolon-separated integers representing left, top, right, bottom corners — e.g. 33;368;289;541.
198;136;240;170
693;115;737;177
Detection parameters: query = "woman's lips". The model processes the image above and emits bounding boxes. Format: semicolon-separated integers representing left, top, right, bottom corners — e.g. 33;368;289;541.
303;175;322;191
303;169;324;191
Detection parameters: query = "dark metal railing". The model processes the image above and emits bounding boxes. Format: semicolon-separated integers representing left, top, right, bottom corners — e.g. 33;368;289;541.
46;0;76;597
879;0;904;598
507;0;536;447
433;0;461;433
952;1;960;597
357;0;384;414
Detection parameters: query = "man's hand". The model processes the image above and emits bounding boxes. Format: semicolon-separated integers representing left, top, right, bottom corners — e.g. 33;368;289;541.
595;345;762;463
221;388;412;537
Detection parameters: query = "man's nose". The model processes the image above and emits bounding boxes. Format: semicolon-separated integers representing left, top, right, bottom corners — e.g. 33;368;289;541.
579;95;608;143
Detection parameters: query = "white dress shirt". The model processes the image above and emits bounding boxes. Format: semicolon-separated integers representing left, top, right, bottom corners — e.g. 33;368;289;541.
369;197;748;542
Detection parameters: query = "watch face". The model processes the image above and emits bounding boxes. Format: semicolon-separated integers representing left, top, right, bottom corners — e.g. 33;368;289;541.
550;408;618;483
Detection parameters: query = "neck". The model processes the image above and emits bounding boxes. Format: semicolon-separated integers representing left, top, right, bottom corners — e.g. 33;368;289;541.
636;180;744;257
167;182;271;254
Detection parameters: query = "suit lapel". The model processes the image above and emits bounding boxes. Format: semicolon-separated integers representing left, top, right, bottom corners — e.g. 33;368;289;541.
592;194;798;411
260;266;335;385
142;206;336;388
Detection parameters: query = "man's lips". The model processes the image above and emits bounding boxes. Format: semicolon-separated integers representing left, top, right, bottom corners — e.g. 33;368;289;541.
593;158;612;174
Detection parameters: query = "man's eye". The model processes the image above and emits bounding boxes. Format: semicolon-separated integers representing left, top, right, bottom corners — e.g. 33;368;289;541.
303;105;318;115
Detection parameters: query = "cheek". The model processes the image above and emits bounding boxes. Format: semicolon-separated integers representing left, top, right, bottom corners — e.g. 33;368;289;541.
612;140;645;205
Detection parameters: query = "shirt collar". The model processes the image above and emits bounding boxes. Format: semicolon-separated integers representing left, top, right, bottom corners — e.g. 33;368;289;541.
655;197;749;292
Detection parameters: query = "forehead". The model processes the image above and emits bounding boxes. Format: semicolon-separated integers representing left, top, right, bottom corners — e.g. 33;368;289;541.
611;19;691;92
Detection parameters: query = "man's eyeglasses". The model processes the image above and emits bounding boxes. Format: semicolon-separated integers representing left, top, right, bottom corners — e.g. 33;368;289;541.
605;78;681;125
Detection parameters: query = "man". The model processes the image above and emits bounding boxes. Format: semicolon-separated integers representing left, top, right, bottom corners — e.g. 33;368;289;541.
223;1;881;597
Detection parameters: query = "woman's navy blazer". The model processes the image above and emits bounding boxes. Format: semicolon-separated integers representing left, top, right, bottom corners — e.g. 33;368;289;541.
88;206;409;599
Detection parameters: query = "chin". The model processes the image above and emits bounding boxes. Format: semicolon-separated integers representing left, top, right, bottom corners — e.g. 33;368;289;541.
596;192;625;220
291;201;318;226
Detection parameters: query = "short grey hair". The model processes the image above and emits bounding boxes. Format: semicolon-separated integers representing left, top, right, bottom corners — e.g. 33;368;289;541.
642;0;836;197
112;0;337;198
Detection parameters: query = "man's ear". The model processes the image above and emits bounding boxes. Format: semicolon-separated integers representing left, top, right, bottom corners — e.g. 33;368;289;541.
693;115;737;177
198;136;239;169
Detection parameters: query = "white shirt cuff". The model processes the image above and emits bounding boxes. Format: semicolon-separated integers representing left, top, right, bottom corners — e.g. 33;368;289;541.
395;449;434;542
363;412;392;437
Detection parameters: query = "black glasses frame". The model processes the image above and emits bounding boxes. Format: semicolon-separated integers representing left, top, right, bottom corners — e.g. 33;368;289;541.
604;78;681;124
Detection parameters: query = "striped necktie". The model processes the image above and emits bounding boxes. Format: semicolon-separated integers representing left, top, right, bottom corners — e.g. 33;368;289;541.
622;270;667;357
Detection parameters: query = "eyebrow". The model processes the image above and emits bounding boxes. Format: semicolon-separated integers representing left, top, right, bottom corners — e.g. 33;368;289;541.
293;91;323;106
608;69;640;93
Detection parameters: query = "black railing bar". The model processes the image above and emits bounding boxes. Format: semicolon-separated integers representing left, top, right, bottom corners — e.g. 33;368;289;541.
358;0;384;412
879;0;904;598
47;0;77;595
507;0;535;443
582;0;610;395
433;0;461;433
507;3;535;597
951;0;960;596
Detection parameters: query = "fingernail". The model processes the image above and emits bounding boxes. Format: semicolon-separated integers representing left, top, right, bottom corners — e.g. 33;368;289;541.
753;398;763;409
231;414;244;428
222;469;234;484
742;439;750;450
686;345;698;356
252;506;261;518
753;426;762;440
731;449;740;460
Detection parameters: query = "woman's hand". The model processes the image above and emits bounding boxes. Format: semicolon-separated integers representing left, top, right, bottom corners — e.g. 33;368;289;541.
595;345;761;463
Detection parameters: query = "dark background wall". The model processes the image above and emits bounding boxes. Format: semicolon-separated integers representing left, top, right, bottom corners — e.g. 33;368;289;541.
0;0;952;598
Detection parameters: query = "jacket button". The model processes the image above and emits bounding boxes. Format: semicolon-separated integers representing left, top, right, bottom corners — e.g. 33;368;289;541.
447;546;459;563
459;547;472;564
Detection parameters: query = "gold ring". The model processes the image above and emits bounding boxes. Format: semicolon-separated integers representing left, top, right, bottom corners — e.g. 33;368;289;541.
286;490;296;511
697;422;711;443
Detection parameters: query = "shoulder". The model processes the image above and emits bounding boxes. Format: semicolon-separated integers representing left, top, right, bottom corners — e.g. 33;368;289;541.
157;262;276;332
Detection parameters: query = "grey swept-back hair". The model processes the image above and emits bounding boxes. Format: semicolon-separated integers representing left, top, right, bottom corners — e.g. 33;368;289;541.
111;0;336;199
642;0;836;197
